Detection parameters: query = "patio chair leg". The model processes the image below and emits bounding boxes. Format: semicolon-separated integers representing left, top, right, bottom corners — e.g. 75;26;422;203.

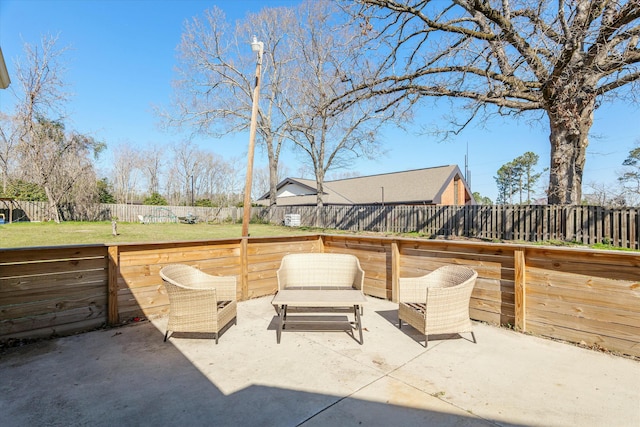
215;333;219;345
424;334;428;348
470;331;476;344
282;305;288;329
398;318;402;329
164;330;169;342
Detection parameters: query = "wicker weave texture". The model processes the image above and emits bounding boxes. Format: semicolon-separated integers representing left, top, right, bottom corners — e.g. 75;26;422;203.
160;264;237;339
276;253;364;291
399;265;477;337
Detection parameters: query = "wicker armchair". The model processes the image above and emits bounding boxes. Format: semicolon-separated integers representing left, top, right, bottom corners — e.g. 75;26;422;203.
160;264;237;344
398;265;478;347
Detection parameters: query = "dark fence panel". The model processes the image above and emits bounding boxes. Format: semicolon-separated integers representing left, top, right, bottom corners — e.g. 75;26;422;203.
261;205;640;249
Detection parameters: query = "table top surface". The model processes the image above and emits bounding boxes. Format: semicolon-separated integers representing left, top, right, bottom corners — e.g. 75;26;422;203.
272;289;367;306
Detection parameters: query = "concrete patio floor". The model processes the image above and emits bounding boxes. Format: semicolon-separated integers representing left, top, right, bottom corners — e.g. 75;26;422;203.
1;296;638;427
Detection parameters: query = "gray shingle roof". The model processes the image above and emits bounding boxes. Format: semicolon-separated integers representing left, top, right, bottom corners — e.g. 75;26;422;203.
259;165;471;206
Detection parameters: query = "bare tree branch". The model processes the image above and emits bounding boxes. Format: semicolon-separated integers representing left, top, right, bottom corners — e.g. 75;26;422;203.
340;0;640;204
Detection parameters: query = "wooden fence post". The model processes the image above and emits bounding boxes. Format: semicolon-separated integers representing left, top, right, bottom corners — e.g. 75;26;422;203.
391;241;400;302
514;249;526;332
241;238;249;301
107;245;119;325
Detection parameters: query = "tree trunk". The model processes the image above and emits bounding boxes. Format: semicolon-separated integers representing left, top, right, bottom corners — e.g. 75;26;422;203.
266;137;278;206
269;166;278;206
547;111;592;205
316;169;325;207
44;186;61;223
545;78;596;205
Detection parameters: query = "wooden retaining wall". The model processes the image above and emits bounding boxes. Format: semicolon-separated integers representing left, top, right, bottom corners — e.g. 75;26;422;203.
0;245;109;339
1;235;638;357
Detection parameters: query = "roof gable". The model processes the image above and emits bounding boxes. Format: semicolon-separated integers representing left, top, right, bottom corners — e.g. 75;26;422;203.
259;165;473;206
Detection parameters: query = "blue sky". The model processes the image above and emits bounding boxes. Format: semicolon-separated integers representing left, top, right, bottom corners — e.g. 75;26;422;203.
1;0;638;202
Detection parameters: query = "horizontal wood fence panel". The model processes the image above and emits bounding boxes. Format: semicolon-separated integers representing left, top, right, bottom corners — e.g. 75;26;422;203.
246;236;321;256
526;320;640;356
0;274;107;307
472;280;516;304
523;246;640;356
526;268;640;298
471;299;516;319
526;272;639;311
0;308;106;338
0;293;106;321
116;241;244;317
0;244;108;338
323;236;391;299
396;239;517;327
245;237;323;299
0;246;107;264
526;309;640;347
117;242;240;267
526;295;640;329
116;291;168;320
470;306;514;326
1;235;639;358
0;258;107;278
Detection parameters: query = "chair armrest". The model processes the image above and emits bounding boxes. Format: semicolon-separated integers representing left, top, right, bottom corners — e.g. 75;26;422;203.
276;265;288;291
208;276;237;301
398;277;428;302
353;264;365;291
177;270;237;301
424;278;475;316
164;284;220;307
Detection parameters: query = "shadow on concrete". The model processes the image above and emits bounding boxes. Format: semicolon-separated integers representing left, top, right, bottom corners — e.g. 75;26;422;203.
375;309;475;347
0;314;519;427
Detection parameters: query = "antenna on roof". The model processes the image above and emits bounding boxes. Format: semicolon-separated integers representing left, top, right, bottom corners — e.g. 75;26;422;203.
465;142;471;190
464;142;468;181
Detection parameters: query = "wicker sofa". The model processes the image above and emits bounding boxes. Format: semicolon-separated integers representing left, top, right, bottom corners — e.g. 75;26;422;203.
160;264;237;344
273;253;367;343
276;253;365;291
398;265;478;347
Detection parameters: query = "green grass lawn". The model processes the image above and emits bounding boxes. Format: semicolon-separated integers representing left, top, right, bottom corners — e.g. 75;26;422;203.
0;221;316;248
1;220;635;251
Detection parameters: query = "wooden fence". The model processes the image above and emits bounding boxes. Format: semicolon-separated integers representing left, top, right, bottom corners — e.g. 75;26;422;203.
0;201;243;224
259;205;640;249
1;235;639;358
2;202;639;249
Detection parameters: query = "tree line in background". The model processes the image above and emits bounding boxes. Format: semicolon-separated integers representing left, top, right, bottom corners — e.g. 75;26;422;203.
471;144;640;206
1;1;640;220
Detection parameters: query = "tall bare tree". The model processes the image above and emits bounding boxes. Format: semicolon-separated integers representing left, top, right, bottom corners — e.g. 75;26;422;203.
344;1;640;204
170;140;202;205
12;36;103;221
252;164;289;200
140;144;164;196
286;0;405;206
584;181;628;206
111;143;143;204
0;113;19;194
163;6;297;206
